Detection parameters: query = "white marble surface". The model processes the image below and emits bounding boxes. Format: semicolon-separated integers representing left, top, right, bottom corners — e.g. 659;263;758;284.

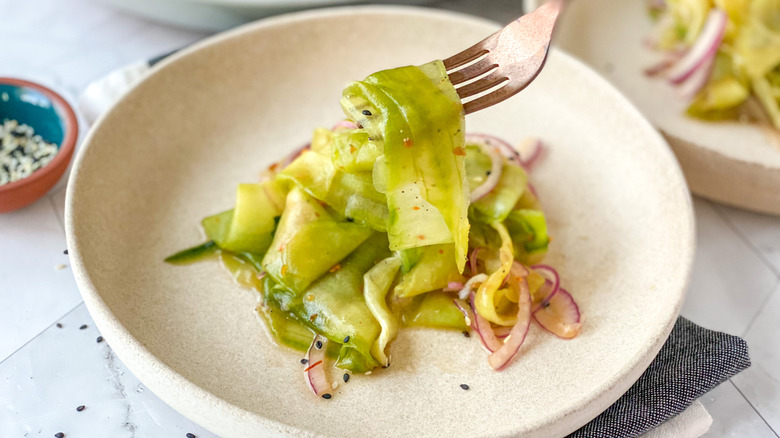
1;0;779;437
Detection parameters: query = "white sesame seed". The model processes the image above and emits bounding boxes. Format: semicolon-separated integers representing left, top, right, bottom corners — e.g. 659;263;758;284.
55;264;67;270
0;119;59;186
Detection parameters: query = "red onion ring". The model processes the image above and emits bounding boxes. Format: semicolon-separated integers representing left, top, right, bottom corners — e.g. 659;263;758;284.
666;9;727;85
532;287;582;339
279;143;311;169
466;133;522;166
469;247;483;275
443;281;464;292
487;276;532;370
677;53;716;99
520;138;544;171
468;291;502;353
458;274;488;300
468;140;503;202
304;334;330;397
332;120;358;130
529;264;561;312
493;325;511;339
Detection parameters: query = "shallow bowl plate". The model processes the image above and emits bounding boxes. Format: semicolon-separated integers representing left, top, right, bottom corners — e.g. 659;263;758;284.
525;0;780;215
66;6;694;437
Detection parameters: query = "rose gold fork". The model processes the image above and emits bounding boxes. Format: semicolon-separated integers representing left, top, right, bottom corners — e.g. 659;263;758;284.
443;0;566;114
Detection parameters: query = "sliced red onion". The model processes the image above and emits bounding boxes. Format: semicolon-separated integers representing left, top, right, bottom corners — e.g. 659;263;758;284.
466;133;522;166
304;334;330;397
469;291;502;353
533;287;582;339
677;53;716;99
644;54;682;77
527;182;538;199
520;138;544;171
332;120;358;130
529;264;560;312
487;277;532;370
493;325;512;339
443;281;464;292
468;140;503;202
666;9;727;85
458;274;488;300
279;143;311;169
469;247;483;275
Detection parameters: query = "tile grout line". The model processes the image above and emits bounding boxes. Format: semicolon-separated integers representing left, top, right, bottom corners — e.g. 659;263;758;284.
729;379;780;437
0;300;85;366
740;280;780;338
711;203;780;278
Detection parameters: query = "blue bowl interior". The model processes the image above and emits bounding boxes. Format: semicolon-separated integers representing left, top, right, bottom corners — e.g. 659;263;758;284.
0;83;66;148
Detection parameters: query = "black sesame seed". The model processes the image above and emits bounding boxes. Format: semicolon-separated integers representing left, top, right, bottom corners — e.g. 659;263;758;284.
322;393;332;399
96;336;104;343
54;433;64;438
343;335;350;343
361;110;372;116
345;217;354;222
460;384;470;390
300;358;308;365
186;433;197;438
486;171;492;176
76;405;85;412
63;249;68;255
316;340;323;349
56;323;63;328
343;373;350;383
79;324;88;330
462;331;470;338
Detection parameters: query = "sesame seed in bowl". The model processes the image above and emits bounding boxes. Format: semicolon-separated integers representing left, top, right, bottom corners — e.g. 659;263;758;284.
0;78;78;213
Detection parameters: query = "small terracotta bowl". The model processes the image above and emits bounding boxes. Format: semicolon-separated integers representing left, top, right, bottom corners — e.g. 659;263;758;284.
0;77;78;213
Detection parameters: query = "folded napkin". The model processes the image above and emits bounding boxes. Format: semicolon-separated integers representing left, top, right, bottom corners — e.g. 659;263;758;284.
569;317;750;438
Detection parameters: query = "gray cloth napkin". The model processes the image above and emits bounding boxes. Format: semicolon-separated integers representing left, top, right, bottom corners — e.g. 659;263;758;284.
569;317;750;438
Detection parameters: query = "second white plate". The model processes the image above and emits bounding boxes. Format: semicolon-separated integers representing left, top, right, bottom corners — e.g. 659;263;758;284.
526;0;780;215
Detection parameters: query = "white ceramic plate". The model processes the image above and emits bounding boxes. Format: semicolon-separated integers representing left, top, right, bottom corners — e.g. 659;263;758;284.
524;0;780;215
66;6;694;437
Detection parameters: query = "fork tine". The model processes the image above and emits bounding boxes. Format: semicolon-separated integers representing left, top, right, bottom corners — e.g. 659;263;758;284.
445;0;565;114
447;58;499;86
442;46;489;71
455;71;508;99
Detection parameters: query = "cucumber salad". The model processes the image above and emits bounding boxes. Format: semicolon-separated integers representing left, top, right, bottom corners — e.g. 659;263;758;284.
167;60;582;399
645;0;780;128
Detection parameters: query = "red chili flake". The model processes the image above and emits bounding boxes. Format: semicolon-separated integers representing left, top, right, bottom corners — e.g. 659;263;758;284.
350;145;357;153
269;163;279;171
305;294;315;302
412;206;420;211
417;235;425;240
310;313;318;321
453;147;466;156
277;244;285;252
329;264;341;273
403;138;413;148
304;360;323;372
438;249;444;254
281;265;288;276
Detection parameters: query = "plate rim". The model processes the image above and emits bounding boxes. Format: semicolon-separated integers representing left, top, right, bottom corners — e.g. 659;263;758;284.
65;5;695;437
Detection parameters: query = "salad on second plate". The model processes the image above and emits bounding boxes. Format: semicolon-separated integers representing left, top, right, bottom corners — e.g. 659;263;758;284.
645;0;780;129
167;60;582;399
